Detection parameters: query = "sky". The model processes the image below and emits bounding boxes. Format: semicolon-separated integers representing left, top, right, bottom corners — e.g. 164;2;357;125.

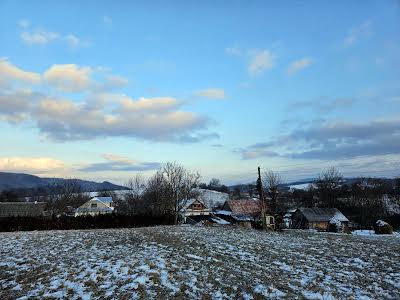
0;0;400;185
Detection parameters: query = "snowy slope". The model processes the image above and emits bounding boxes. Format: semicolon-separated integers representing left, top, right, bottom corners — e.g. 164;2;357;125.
1;227;399;299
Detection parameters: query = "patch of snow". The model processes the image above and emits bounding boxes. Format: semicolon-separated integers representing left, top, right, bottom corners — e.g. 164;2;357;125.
289;183;312;190
376;220;388;227
352;230;375;236
211;217;230;225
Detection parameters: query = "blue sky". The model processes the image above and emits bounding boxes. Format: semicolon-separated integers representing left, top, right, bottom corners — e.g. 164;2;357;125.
0;0;399;185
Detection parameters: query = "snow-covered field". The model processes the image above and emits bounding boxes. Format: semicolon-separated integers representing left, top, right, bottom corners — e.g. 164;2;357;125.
1;226;399;299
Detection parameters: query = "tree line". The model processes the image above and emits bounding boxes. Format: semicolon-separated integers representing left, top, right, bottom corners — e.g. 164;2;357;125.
264;167;400;228
1;163;399;229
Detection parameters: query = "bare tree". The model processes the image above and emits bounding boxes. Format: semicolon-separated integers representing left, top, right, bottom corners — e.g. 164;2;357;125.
124;174;146;214
263;170;282;214
162;162;201;224
49;179;89;214
315;167;343;208
144;170;172;216
209;178;221;189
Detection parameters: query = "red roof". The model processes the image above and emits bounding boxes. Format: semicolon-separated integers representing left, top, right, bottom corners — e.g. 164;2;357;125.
224;200;261;217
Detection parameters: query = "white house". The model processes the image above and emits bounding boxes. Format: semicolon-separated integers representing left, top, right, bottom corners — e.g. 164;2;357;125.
180;199;211;223
75;197;114;217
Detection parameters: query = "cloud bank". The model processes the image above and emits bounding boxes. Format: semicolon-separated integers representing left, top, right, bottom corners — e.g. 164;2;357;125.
0;157;65;174
0;60;217;143
79;154;160;172
237;117;400;161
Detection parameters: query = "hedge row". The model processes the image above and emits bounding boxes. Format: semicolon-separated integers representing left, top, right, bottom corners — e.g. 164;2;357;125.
0;214;175;232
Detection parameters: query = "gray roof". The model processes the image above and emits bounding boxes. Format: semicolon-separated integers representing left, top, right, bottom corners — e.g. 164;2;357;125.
0;202;47;217
296;207;348;222
93;197;113;204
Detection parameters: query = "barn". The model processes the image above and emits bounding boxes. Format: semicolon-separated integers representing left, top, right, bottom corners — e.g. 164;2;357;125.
291;207;349;231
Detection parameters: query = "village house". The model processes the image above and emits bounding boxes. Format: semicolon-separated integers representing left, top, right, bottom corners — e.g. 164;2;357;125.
291;207;349;231
216;199;275;229
0;202;47;218
75;197;114;217
180;198;211;223
193;188;229;209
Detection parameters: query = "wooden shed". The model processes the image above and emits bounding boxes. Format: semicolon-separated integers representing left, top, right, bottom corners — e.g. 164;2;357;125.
291;207;349;231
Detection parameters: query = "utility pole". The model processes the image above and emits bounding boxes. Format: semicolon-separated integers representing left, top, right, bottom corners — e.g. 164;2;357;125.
256;166;266;230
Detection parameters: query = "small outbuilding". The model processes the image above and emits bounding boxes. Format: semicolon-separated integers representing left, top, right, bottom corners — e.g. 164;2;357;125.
217;199;275;228
75;197;114;217
291;207;349;231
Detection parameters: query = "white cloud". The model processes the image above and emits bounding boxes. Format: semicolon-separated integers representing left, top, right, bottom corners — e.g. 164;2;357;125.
102;153;136;164
43;64;92;92
194;88;225;100
248;50;276;76
0;157;65;174
97;75;129;91
20;30;59;45
287;57;313;76
0;88;35;123
31;96;208;142
64;34;90;48
119;96;179;112
0;59;41;85
19;22;90;48
79;153;161;172
344;21;372;47
0;61;216;143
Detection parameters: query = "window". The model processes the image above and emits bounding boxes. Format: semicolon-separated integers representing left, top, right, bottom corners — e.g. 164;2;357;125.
91;203;97;208
192;203;203;210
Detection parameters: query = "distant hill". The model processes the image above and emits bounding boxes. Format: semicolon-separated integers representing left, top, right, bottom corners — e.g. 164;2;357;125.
0;172;128;192
229;177;394;192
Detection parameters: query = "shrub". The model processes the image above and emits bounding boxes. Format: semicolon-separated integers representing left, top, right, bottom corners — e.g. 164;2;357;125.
374;220;393;234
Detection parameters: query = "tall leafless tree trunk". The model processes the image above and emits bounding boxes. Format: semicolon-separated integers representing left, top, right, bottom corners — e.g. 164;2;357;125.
263;170;282;214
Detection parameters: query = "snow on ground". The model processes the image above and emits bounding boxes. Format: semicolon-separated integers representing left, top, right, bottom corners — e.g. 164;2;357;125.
352;230;376;236
288;183;312;190
1;226;399;299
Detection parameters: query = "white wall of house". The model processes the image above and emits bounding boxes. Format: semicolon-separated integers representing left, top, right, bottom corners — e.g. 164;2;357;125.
75;197;114;217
